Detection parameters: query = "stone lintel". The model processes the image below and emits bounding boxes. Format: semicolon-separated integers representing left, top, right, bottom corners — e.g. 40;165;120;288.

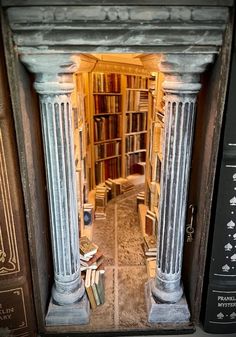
7;6;229;26
17;45;220;55
11;29;225;50
46;294;90;326
2;1;234;7
6;6;228;54
145;279;190;324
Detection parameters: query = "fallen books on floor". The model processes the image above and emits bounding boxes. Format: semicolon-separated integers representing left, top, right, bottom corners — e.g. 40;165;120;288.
80;236;98;259
107;178;121;198
106;177;134;198
95;206;106;219
95;185;107;207
142;234;157;258
80;236;105;272
95;185;107;219
85;269;105;309
80;249;104;271
120;179;134;193
144;235;157;252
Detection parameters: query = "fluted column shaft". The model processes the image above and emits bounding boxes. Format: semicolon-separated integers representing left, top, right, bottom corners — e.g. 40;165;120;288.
40;93;84;304
20;54;84;305
154;92;197;303
148;54;214;304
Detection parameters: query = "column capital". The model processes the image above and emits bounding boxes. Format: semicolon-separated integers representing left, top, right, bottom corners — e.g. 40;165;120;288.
140;53;214;94
20;53;97;95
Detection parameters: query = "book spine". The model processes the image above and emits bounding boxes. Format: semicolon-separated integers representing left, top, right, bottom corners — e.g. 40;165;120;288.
85;286;97;310
0;50;36;335
203;44;236;334
91;283;101;306
96;273;105;305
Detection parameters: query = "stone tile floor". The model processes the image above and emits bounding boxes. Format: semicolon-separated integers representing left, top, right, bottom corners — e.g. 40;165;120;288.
74;183;230;335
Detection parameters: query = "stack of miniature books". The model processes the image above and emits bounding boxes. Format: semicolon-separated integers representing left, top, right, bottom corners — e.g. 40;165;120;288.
105;177;134;198
85;268;105;310
80;236;104;271
105;178;121;198
142;235;157;279
117;177;134;193
142;235;157;258
95;185;107;219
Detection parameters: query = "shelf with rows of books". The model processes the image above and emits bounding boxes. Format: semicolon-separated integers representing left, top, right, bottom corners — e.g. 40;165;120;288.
143;72;164;239
90;72;123;186
72;73;89;237
123;74;150;177
72;73;97;237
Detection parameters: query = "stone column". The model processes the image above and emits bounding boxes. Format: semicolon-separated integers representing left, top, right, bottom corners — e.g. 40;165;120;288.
20;54;90;325
142;53;214;323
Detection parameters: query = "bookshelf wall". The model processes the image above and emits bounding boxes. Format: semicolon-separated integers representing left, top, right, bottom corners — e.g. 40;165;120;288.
87;69;156;188
124;75;149;176
91;73;122;185
72;73;91;236
145;72;165;228
73;62;164;237
73;59;164;240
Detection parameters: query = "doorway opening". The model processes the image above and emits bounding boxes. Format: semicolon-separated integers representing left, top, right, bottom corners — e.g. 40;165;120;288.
71;53;185;332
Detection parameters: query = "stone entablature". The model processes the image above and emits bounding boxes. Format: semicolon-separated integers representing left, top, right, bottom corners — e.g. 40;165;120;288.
6;5;229;54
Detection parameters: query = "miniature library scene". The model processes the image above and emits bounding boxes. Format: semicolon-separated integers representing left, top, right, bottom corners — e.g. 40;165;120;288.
71;54;170;332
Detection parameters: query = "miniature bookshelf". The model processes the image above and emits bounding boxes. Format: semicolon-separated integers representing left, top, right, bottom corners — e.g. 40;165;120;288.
87;70;163;189
91;72;122;186
145;72;164;222
72;73;92;236
124;74;149;176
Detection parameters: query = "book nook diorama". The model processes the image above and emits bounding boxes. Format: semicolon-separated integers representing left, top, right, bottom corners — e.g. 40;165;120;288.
2;3;234;335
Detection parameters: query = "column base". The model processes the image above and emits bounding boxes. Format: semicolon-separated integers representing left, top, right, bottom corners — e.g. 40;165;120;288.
46;292;90;326
145;279;190;324
152;275;183;303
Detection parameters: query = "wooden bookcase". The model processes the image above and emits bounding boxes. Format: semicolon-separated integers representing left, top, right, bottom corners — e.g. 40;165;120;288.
73;65;165;238
123;74;149;177
74;64;164;200
145;72;164;221
72;72;91;236
88;70;156;188
91;72;122;186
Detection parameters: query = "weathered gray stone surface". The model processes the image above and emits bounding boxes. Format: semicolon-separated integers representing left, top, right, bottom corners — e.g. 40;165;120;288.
5;5;229;54
1;0;234;6
7;6;229;24
145;279;190;323
141;54;214;309
20;54;88;325
46;293;90;326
